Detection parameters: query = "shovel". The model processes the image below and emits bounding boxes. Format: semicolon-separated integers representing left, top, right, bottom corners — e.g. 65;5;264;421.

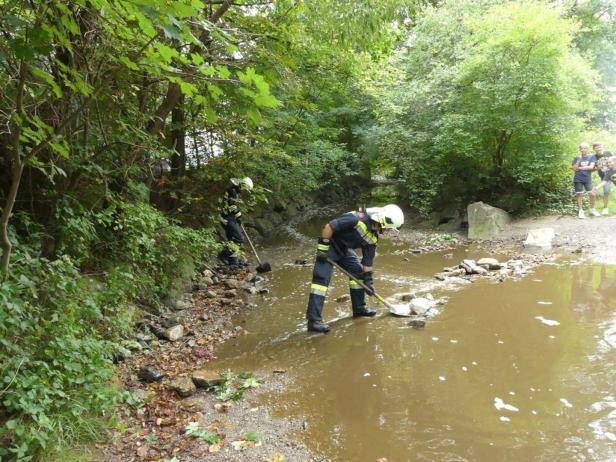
327;258;416;317
240;223;272;273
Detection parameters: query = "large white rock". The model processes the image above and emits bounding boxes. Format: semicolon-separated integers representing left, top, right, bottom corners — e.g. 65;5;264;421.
524;228;555;249
467;202;511;240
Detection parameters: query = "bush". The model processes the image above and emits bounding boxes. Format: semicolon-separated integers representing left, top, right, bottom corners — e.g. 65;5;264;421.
0;201;219;460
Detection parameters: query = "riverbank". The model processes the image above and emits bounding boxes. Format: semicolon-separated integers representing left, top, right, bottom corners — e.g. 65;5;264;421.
102;266;314;462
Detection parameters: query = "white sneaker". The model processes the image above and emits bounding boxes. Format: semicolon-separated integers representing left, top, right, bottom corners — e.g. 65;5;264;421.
602;208;609;216
578;209;585;219
590;208;601;217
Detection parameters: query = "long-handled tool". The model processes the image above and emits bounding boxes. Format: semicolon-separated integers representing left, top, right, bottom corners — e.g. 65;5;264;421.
240;223;272;273
327;258;414;316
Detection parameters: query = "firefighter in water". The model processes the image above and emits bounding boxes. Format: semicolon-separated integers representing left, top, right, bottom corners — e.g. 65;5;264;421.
306;204;404;333
218;177;253;266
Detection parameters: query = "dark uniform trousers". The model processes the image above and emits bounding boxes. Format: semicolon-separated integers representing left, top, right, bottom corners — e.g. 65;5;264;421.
219;217;244;264
306;245;366;322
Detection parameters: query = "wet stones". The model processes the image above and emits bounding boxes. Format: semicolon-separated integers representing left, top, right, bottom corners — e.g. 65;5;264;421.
336;294;351;303
477;258;502;270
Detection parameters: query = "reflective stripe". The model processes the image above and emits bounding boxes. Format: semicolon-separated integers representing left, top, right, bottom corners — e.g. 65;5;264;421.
317;244;329;251
349;279;363;290
355;220;378;245
310;283;328;296
235;211;242;218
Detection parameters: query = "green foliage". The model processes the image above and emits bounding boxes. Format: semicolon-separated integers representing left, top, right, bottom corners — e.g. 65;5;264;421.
183;422;221;445
0;251;119;460
209;371;262;402
369;0;600;215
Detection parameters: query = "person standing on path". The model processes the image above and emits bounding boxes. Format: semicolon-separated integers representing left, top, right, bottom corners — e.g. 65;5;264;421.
592;141;613;215
572;143;598;219
306;204;404;333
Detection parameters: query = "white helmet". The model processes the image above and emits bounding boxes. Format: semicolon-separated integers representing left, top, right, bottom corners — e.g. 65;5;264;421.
231;177;254;192
366;204;404;229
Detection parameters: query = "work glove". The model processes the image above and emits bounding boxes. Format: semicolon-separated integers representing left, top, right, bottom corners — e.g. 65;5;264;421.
316;238;331;263
361;271;375;296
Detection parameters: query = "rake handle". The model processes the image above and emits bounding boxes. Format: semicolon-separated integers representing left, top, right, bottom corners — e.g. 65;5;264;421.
240;223;262;265
327;258;395;311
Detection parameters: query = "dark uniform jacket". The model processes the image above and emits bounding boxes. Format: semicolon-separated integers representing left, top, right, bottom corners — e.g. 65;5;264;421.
329;211;378;267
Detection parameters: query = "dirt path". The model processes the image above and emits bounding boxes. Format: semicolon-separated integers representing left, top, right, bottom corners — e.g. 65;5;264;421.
490;214;616;264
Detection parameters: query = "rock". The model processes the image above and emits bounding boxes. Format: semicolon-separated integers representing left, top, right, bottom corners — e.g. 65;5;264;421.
200;313;209;322
130;387;155;402
137;366;164;383
163;324;184;341
202;269;213;278
445;268;466;277
336;294;351;303
477;258;502;270
223;289;237;298
294;259;308;265
409;297;435;315
524;228;555;250
203;277;214;285
193;282;208;291
400;293;415;302
169;377;196;398
173;299;192;311
224;278;239;289
467;202;510;240
258;288;269;294
462;259;488;275
192;369;224;388
214;402;233;413
205;290;216;298
408;318;427;329
244;272;257;283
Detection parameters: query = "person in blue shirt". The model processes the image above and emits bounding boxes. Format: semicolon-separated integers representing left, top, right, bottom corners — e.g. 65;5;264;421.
306;204;404;333
572;143;598;219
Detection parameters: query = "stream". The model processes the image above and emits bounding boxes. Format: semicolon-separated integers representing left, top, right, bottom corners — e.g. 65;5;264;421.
214;214;616;461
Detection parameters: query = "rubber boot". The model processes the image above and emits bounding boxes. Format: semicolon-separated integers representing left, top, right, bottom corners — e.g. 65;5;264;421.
307;320;330;333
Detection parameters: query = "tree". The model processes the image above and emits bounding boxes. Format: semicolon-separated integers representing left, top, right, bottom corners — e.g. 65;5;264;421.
369;0;598;214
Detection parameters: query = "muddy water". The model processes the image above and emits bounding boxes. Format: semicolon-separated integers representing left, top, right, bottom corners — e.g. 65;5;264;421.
215;217;616;461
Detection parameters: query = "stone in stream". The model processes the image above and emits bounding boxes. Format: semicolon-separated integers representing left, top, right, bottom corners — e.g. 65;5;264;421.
336;294;351;303
224;278;240;289
137;366;164;383
205;290;217;299
461;259;488;275
163;324;184;341
477;258;502;270
409;297;436;316
169;377;196;397
467;202;510;240
192;369;224;388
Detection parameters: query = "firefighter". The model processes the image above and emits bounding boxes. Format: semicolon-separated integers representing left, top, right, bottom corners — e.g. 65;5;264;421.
306;204;404;333
218;177;253;266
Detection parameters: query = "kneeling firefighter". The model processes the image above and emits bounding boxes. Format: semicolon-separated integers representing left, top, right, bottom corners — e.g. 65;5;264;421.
218;177;253;266
306;204;404;333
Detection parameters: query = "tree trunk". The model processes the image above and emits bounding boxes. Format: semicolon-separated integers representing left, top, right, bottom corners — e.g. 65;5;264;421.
1;159;24;275
170;95;186;178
